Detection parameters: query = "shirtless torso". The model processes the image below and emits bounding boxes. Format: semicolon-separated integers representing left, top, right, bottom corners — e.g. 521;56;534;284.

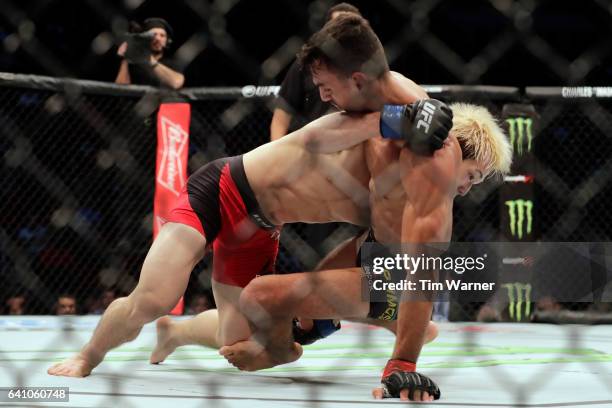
245;72;427;243
244;113;373;227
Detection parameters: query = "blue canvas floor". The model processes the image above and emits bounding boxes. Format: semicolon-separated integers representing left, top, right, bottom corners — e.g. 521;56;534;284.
1;316;611;407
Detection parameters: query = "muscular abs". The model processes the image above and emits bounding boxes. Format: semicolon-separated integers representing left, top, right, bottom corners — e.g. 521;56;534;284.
244;141;370;226
366;138;406;243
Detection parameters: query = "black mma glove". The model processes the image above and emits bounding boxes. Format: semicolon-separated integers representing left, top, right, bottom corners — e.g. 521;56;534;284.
380;359;441;400
380;99;453;155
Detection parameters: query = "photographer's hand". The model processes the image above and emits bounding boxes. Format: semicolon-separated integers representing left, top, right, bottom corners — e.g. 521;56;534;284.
117;42;128;58
149;54;158;67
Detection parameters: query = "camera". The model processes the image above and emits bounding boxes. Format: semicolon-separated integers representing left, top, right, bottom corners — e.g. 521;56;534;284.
123;31;154;64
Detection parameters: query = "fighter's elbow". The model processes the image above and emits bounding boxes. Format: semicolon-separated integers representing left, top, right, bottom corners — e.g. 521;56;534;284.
417;217;441;239
171;74;185;90
405;214;446;243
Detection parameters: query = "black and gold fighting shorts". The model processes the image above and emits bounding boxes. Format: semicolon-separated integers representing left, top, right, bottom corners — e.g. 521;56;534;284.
357;230;402;321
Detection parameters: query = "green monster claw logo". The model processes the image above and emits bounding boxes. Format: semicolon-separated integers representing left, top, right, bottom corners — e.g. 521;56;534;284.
505;199;533;240
506;117;533;155
502;282;532;321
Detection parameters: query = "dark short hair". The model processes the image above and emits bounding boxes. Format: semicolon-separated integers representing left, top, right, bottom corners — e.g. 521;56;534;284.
325;2;362;22
298;14;389;78
143;17;174;40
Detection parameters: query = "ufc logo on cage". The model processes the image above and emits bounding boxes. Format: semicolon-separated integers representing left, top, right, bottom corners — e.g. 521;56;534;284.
416;101;436;134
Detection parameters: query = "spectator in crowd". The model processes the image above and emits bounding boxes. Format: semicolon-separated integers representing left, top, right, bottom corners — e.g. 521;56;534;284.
115;18;184;89
100;288;119;312
55;294;77;315
186;293;212;315
269;3;363;259
476;303;500;322
476;296;563;322
270;3;362;140
85;288;120;315
5;294;27;315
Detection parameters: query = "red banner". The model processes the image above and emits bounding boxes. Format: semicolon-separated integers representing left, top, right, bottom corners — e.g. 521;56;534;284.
155;102;191;315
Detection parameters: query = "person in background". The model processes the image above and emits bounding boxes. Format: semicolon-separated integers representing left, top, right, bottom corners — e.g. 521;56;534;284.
186;293;212;315
56;294;77;315
270;3;362;141
99;288;118;312
115;18;184;89
270;3;364;258
5;294;27;315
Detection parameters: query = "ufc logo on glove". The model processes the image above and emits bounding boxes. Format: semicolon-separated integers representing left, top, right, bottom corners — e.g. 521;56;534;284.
416;101;437;134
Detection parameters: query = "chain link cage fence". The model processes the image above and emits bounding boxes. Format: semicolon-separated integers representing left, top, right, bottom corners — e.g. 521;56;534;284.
1;76;611;320
1;1;612;406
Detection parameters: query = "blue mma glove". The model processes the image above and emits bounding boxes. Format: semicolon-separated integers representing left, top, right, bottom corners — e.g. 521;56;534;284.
292;319;341;345
380;99;453;155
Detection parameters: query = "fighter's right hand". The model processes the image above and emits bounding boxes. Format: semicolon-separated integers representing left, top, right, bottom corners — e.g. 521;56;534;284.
117;42;128;57
380;99;453;155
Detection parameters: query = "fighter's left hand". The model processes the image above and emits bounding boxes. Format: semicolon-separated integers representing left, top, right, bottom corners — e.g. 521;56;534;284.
372;359;440;401
372;386;433;402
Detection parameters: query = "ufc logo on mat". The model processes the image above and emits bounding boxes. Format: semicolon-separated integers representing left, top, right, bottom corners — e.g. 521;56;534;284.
416;101;436;134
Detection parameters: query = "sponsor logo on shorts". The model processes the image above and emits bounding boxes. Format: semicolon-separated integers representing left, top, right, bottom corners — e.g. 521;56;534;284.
506;117;534;155
380;289;398;321
416;101;436;134
505;199;533;240
158;116;189;196
155;215;168;232
250;213;274;229
270;228;281;240
502;282;532;321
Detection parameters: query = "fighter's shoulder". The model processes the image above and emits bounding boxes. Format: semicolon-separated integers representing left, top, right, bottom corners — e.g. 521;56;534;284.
401;140;457;188
389;71;429;100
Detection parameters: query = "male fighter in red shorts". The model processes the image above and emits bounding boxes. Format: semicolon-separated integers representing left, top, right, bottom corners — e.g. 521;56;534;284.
214;15;511;402
47;87;452;378
138;14;459;400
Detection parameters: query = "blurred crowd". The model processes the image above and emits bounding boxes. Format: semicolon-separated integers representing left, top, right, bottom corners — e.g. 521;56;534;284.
3;289;214;316
1;3;609;322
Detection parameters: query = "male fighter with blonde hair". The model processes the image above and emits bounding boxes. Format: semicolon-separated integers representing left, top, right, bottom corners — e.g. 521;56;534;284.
149;14;511;402
47;52;452;386
221;101;512;401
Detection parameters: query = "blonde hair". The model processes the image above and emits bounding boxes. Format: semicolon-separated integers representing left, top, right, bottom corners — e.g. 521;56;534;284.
450;103;512;178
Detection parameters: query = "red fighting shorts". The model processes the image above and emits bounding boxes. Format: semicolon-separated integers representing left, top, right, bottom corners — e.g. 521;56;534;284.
168;155;279;287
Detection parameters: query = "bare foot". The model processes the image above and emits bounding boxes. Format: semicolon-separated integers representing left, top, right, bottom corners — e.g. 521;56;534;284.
47;354;94;377
150;316;178;364
219;340;303;371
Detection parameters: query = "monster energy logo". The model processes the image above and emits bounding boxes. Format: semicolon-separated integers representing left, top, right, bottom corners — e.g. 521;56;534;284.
505;199;533;239
506;117;533;155
502;282;532;321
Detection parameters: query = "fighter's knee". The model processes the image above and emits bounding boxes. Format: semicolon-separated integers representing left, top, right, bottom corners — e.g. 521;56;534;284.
128;291;175;323
239;279;278;313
